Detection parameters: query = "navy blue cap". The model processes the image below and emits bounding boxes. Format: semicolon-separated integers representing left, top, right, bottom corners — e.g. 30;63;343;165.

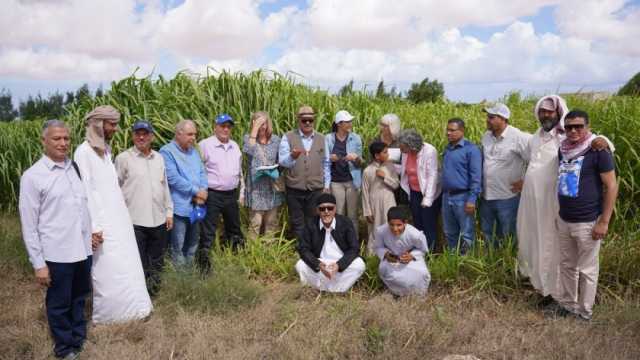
215;113;234;125
132;120;154;133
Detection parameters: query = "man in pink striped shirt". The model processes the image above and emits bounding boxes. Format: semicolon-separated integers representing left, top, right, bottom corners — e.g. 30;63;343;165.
197;114;245;273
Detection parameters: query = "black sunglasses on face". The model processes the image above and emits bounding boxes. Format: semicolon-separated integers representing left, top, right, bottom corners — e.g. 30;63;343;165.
318;206;335;212
565;124;585;131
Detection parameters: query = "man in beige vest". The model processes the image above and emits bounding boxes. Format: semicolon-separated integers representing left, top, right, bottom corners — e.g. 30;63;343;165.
278;105;326;239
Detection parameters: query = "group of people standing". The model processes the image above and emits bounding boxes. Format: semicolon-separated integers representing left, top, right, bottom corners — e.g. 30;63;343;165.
19;93;618;359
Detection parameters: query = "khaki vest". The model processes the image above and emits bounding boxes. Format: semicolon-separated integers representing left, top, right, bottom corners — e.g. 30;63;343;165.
285;131;325;191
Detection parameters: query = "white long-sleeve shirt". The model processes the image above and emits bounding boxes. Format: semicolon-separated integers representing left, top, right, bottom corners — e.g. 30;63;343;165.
18;156;92;269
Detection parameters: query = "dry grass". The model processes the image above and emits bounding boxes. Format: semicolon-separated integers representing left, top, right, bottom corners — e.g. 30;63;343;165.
2;213;639;359
1;265;639;360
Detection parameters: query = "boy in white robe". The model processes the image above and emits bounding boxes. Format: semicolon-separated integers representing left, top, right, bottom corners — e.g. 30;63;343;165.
362;141;400;254
374;206;431;296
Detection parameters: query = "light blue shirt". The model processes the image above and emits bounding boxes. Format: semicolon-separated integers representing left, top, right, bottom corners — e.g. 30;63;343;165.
160;140;208;218
18;156;92;269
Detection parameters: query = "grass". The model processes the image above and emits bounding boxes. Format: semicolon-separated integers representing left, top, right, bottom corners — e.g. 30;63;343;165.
2;213;639;359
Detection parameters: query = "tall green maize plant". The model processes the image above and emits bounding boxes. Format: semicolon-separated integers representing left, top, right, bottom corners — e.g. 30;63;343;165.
1;70;639;222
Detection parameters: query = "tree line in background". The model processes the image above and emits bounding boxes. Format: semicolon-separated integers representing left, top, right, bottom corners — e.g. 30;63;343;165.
0;84;104;122
338;77;446;104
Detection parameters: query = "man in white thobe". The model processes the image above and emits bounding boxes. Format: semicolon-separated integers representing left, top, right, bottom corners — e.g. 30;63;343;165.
295;193;365;292
374;206;430;296
517;95;612;303
74;105;152;323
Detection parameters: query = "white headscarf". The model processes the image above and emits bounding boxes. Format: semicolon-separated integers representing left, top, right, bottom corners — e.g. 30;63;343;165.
84;105;120;157
533;94;569;133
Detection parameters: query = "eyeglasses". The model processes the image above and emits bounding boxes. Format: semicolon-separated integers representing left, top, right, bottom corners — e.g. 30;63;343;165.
318;206;335;213
564;124;585;132
300;118;314;124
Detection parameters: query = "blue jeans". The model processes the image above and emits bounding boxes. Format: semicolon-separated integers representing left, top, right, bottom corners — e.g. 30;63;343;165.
442;192;476;253
409;190;441;251
46;257;92;358
480;195;520;248
170;215;199;267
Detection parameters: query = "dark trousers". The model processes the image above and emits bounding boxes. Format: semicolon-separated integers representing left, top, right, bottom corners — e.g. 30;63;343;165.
45;257;92;358
409;190;442;251
285;187;322;240
133;224;168;295
198;189;244;271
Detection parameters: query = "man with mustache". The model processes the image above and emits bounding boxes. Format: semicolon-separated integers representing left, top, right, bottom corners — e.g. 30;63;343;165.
516;95;612;308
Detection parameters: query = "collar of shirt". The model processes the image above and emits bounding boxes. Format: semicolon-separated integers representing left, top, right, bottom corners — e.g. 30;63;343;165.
318;217;336;231
298;129;315;139
448;138;467;150
491;125;514;141
211;135;235;150
132;146;155;159
172;140;194;154
41;155;70;170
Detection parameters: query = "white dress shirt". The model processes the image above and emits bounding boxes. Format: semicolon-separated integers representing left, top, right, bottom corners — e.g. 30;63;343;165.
18;156;92;269
319;218;343;262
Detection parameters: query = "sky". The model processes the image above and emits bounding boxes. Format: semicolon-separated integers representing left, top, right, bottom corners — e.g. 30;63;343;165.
1;0;639;104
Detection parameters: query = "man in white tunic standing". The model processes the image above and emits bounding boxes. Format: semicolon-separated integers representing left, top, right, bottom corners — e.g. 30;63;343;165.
74;105;152;323
374;206;430;297
295;193;365;292
517;95;611;304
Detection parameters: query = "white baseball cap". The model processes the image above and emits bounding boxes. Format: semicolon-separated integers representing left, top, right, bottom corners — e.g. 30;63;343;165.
334;110;354;124
483;103;510;120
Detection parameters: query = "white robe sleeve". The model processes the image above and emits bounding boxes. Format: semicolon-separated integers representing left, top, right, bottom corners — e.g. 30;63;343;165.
74;145;106;234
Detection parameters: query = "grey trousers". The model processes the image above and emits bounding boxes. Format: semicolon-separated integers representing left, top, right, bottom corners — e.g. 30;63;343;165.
330;181;359;232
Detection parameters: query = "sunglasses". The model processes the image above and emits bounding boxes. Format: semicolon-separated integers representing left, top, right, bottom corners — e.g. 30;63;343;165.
565;124;585;131
318;206;335;213
300;118;314;124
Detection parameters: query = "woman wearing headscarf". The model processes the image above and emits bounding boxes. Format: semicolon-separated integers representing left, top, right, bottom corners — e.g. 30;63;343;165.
397;129;442;251
243;111;284;239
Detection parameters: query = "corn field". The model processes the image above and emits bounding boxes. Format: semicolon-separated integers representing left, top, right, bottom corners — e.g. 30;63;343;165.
1;70;639;295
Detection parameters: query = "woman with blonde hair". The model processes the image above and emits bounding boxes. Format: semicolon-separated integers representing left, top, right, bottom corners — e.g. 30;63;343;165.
243;111;284;239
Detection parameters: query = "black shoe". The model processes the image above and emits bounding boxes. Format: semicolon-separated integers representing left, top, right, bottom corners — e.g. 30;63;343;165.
543;302;574;319
538;295;556;309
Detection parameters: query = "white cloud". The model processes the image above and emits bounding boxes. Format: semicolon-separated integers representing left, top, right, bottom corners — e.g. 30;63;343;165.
154;0;284;59
301;0;561;50
0;48;131;80
554;0;640;56
0;0;638;101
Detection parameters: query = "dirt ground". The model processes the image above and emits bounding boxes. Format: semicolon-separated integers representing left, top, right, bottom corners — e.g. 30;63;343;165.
1;266;639;360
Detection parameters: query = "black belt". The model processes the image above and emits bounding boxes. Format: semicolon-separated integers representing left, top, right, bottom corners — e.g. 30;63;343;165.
446;189;468;195
208;188;237;195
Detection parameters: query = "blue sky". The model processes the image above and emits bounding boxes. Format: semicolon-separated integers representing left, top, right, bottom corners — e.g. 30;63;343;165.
1;0;639;106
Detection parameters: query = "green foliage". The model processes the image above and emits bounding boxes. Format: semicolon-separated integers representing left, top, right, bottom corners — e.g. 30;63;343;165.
1;70;639;299
618;71;640;97
157;258;263;315
0;89;18;122
338;79;355;97
407;77;445;104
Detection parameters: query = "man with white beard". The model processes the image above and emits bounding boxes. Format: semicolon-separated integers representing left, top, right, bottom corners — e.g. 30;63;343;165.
516;95;612;307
